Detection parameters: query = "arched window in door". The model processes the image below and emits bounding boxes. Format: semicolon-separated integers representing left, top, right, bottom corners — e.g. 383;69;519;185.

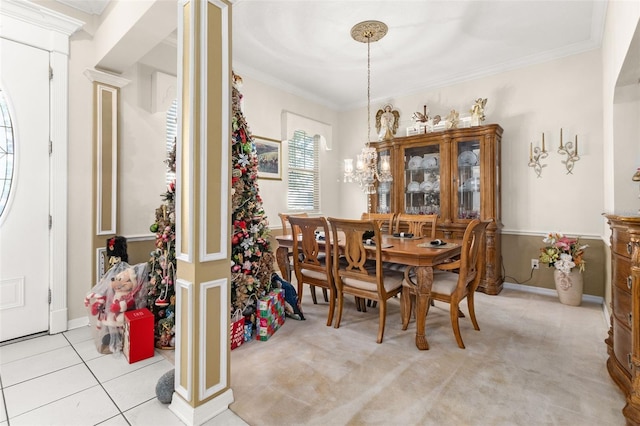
0;89;15;220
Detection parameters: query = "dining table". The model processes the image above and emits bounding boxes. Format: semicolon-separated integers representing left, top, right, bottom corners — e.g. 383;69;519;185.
275;233;461;350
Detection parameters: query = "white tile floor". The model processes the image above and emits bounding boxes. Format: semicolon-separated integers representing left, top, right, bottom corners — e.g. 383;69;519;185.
0;326;247;426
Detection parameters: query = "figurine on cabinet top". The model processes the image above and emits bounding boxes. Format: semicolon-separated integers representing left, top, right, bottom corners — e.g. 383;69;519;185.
446;109;460;129
471;98;487;126
376;104;400;140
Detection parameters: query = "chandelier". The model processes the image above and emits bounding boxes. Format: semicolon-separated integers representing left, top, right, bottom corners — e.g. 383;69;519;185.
344;20;393;195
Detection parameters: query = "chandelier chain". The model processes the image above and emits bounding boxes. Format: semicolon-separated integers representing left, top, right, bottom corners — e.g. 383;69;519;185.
367;36;371;145
343;20;392;197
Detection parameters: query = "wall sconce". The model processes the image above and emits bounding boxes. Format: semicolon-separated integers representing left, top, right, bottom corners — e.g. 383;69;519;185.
528;133;548;178
558;128;580;174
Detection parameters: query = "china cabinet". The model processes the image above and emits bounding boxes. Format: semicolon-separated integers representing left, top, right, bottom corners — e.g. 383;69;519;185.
370;124;503;294
604;214;640;425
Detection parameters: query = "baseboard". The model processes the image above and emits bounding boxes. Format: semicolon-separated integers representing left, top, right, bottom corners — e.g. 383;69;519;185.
49;307;68;334
504;281;610;329
503;281;604;305
67;316;90;330
602;301;611;329
169;388;234;425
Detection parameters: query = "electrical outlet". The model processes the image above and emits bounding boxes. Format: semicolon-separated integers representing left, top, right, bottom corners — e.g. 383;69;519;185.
531;259;540;270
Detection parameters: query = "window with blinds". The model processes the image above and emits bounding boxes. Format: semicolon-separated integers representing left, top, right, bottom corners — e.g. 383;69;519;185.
166;99;177;184
287;130;319;212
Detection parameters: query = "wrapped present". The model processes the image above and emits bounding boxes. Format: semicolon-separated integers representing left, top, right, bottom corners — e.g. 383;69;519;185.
256;291;286;341
123;308;154;363
230;309;244;350
243;320;253;342
269;289;285;327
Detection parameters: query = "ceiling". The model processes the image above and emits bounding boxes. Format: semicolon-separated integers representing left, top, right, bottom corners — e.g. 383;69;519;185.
231;0;609;110
57;1;622;110
54;0;109;15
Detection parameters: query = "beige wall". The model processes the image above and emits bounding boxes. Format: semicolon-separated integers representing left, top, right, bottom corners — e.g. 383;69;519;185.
235;77;342;225
117;63;168;237
67;32;97;322
338;50;605;235
502;234;606;297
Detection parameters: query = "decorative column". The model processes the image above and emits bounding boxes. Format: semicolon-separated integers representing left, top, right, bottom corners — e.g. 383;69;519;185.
83;69;130;284
170;1;233;424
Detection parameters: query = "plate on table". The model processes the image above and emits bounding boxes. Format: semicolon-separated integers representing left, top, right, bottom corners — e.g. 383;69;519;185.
458;151;478;166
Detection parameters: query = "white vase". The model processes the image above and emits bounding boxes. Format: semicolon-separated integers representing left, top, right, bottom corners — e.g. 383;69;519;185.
553;269;583;306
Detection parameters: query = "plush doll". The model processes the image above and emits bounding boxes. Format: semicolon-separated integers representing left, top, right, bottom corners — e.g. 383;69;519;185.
84;292;107;329
108;268;138;324
86;262;149;354
106;235;128;266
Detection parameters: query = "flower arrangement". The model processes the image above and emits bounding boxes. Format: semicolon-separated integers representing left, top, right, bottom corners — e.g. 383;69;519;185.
539;232;588;273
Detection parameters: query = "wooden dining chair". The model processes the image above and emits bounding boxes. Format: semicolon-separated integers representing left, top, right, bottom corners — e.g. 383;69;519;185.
279;212;308;236
393;213;438;238
277;212;309;281
327;217;404;343
288;215;334;326
386;213;438;272
360;212;395;235
400;218;492;348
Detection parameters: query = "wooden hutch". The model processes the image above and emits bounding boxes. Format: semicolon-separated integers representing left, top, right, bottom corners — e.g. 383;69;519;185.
604;214;640;425
370;124;503;294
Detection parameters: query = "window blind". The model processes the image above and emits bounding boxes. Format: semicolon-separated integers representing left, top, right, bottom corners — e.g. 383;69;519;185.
166;99;177;184
287;130;319;212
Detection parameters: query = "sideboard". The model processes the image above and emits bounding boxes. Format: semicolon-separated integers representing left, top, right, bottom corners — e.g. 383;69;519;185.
605;214;640;425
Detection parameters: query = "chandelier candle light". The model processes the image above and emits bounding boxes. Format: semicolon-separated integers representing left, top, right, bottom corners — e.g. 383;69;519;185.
343;20;393;195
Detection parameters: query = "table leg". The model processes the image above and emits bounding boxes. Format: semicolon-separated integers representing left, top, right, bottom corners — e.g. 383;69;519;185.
414;266;434;350
275;245;291;281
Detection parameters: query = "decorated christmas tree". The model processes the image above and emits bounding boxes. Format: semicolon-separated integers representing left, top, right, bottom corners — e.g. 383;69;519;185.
147;143;177;349
230;73;275;320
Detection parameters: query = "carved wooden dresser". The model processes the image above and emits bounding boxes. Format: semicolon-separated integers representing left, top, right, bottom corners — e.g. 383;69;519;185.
605;214;640;424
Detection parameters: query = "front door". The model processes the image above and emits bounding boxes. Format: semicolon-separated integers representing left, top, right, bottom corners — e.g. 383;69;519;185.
0;37;50;342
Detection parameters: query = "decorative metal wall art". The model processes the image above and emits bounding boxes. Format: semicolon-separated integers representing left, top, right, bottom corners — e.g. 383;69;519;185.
528;133;548;178
558;128;580;174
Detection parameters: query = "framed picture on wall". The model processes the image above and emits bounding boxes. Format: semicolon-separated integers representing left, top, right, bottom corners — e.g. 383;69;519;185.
254;136;282;180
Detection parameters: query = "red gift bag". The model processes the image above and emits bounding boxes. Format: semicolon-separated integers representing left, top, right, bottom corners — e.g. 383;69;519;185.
230;309;244;350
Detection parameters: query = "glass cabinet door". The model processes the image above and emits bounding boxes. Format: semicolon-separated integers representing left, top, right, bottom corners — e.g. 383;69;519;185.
376;148;392;213
403;144;441;214
455;139;481;220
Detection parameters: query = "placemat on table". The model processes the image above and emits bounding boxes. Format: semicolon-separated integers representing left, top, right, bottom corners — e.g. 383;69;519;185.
364;242;394;248
416;242;459;249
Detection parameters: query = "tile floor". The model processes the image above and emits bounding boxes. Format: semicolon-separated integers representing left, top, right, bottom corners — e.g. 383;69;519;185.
0;326;246;426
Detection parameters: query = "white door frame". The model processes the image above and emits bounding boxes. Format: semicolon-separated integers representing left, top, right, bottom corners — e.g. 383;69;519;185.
0;0;83;334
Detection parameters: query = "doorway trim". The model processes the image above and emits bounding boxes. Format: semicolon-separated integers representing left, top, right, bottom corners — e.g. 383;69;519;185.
0;0;83;334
